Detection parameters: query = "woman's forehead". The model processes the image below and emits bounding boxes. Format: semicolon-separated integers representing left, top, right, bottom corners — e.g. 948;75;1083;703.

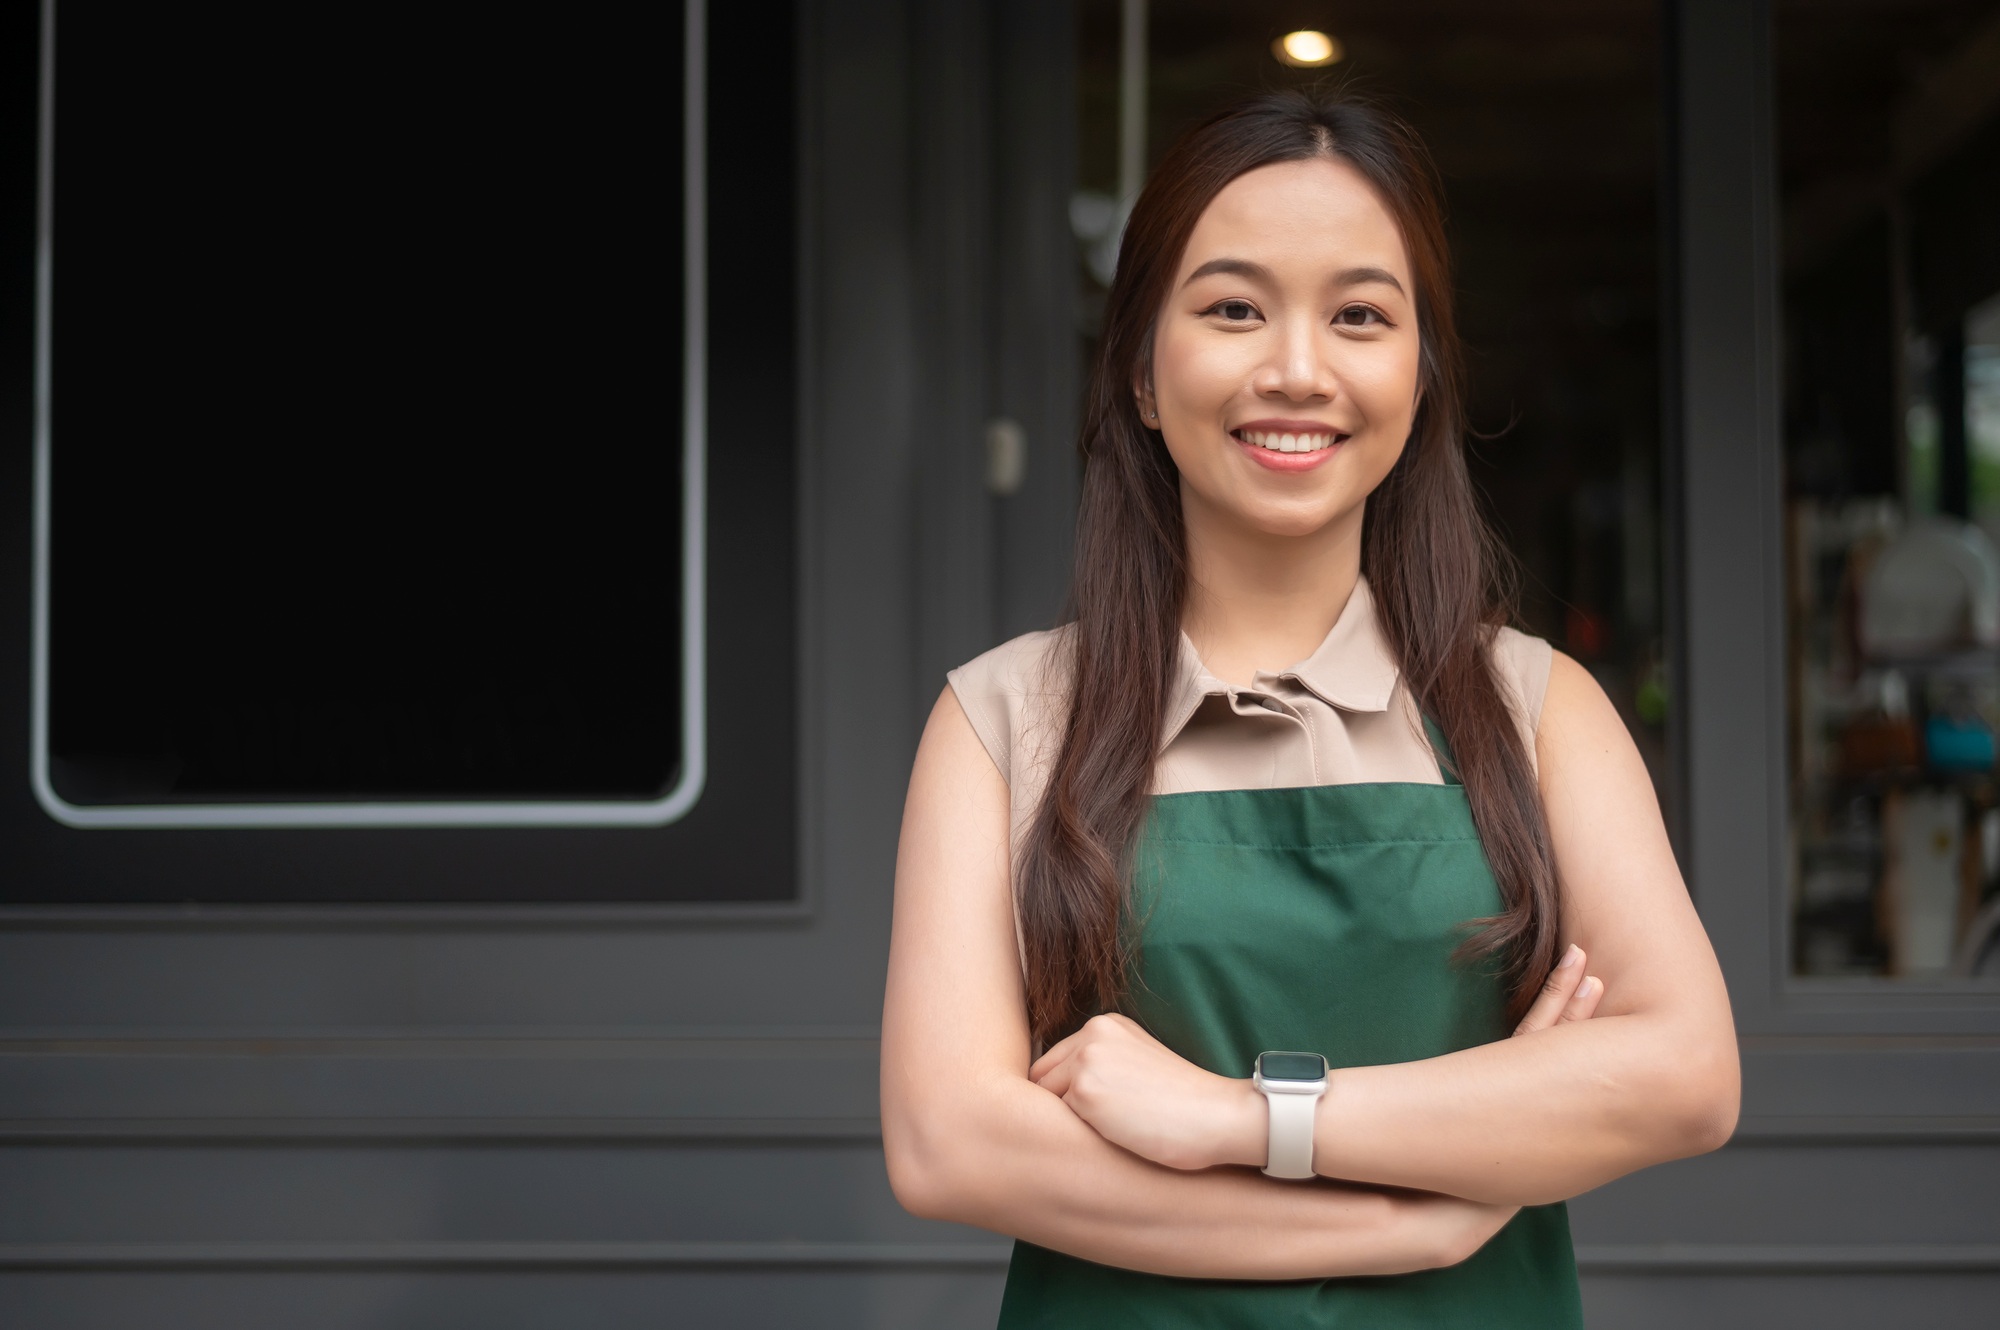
1178;158;1409;285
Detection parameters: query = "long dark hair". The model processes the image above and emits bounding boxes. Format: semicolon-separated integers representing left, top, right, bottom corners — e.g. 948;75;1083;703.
1016;90;1559;1048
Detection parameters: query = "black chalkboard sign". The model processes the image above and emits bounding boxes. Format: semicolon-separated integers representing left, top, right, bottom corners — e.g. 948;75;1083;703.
37;2;701;826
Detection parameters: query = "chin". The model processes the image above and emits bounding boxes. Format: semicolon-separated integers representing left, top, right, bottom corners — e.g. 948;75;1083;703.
1236;499;1352;540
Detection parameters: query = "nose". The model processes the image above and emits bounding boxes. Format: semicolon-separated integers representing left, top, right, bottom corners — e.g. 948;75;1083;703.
1255;312;1336;404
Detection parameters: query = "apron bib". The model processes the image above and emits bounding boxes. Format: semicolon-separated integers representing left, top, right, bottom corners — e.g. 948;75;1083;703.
997;759;1583;1328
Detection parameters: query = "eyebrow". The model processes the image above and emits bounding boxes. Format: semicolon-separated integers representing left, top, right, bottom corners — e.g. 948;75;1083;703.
1182;257;1274;286
1181;258;1406;296
1332;265;1406;295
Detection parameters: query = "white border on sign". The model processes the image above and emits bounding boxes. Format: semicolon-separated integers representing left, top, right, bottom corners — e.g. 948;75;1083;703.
28;0;708;829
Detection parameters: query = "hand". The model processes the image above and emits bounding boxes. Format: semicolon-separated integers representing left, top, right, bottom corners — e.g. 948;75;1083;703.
1030;1013;1263;1171
1512;943;1605;1037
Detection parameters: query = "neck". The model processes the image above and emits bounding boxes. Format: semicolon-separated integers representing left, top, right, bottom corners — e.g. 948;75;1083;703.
1179;485;1365;687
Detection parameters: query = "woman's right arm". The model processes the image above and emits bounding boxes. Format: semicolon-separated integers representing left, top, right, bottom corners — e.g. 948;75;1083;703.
880;687;1514;1280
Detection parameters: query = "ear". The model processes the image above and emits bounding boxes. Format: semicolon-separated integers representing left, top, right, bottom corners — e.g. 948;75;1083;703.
1132;374;1159;429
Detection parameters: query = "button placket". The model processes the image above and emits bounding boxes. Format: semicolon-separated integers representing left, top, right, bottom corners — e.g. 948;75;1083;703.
1282;682;1323;784
1228;686;1316;786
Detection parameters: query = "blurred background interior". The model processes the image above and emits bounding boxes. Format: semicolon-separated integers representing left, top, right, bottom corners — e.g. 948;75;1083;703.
1773;0;2000;983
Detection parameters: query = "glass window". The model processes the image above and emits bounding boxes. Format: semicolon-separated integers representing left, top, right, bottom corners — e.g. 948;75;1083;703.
1074;1;1672;809
41;4;695;824
1778;0;2000;982
5;0;800;905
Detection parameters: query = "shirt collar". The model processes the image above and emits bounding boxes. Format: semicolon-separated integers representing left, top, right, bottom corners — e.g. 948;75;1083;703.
1280;577;1402;713
1161;577;1401;750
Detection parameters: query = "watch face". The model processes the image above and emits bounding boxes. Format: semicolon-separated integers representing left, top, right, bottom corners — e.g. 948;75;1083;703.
1258;1051;1327;1082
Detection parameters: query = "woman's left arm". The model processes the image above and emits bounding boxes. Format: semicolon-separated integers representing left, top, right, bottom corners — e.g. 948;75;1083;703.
1043;651;1740;1206
1303;650;1739;1202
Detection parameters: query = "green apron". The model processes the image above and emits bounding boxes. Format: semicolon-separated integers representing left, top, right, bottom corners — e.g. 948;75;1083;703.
996;752;1583;1328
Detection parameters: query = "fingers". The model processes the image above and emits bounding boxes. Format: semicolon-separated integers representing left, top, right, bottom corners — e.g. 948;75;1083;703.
1561;974;1604;1024
1035;1056;1076;1098
1028;1012;1138;1089
1513;944;1589;1037
1028;1031;1081;1085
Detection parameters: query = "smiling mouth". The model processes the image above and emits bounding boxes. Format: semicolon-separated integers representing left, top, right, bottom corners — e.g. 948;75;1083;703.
1233;428;1347;454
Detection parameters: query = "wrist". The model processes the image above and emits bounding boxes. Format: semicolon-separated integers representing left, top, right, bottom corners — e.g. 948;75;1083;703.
1215;1076;1269;1169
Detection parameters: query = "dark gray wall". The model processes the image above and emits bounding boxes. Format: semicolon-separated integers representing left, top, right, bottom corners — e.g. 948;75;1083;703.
0;1;1072;1324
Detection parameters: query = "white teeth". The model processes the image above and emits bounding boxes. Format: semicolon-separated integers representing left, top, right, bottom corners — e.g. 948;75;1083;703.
1242;430;1337;453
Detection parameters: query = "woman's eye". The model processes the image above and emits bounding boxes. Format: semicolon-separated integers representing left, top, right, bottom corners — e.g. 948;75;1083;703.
1211;300;1258;321
1334;305;1387;328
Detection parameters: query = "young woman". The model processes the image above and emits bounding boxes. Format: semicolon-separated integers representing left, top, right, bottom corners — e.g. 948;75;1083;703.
881;91;1739;1327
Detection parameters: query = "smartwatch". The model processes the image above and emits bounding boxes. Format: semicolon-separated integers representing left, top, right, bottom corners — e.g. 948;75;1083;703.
1252;1051;1329;1179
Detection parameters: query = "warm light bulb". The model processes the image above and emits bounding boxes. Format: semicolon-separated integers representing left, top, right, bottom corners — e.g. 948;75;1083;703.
1274;30;1342;68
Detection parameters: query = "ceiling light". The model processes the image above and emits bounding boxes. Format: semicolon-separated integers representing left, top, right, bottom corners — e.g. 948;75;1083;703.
1274;30;1342;68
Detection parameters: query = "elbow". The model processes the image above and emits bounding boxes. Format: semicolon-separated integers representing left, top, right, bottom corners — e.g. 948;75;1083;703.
1433;1214;1494;1272
883;1094;992;1224
1397;1191;1496;1274
1680;1073;1740;1157
882;1065;1037;1226
883;1117;962;1223
1659;1040;1741;1159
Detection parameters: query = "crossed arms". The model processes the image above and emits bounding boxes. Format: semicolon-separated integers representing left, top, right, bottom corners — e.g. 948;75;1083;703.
880;652;1739;1280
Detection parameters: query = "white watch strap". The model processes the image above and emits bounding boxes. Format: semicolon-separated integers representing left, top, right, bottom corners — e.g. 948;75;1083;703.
1261;1088;1319;1179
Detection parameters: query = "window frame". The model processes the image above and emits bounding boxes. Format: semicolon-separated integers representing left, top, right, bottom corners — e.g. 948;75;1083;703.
27;0;709;830
1675;0;2000;1043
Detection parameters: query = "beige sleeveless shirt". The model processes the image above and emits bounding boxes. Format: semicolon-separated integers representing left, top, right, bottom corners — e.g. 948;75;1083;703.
947;578;1553;853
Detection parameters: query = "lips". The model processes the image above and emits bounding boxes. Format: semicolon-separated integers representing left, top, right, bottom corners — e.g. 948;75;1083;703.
1227;420;1350;475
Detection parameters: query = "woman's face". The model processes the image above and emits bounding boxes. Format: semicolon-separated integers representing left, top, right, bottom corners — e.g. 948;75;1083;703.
1140;156;1422;542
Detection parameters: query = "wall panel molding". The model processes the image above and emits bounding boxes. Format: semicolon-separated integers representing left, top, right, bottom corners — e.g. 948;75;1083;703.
4;1240;1993;1275
0;1242;1014;1272
1576;1245;2000;1273
0;1037;882;1135
0;903;819;930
